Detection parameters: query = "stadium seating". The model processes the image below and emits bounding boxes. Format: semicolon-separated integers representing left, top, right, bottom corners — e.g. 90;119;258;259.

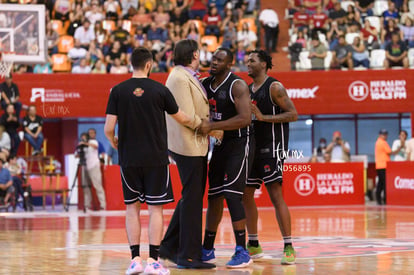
51;54;71;72
345;32;360;45
51;19;65;36
340;1;355;11
238;17;257;33
324;51;332;69
102;20;116;33
408;48;414;68
409;1;414;13
370;49;386;69
373;1;389;16
57;35;74;53
365;16;381;33
201;35;219;52
297;51;312;70
188;19;205;36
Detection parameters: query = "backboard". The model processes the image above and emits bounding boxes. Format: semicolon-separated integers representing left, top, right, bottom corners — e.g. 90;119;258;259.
0;4;46;64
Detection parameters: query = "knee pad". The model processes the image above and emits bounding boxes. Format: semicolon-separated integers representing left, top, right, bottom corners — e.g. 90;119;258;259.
225;194;245;222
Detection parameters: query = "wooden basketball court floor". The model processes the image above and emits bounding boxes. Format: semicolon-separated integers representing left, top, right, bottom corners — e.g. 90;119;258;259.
1;204;414;274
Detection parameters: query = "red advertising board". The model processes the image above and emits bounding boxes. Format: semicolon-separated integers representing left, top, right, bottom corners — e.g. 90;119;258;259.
13;69;414;118
283;163;365;206
386;161;414;206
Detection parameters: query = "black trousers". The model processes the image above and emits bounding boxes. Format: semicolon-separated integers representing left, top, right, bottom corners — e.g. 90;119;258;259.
376;169;386;204
264;24;279;52
161;152;207;261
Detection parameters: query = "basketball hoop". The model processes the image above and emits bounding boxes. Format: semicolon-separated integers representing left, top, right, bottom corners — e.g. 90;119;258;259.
0;52;15;78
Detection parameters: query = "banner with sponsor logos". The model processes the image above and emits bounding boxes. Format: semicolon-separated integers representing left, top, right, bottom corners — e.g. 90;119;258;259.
386;161;414;206
283;162;365;206
12;69;413;118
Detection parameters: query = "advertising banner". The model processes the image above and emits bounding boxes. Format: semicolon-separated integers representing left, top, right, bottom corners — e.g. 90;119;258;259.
386;161;414;206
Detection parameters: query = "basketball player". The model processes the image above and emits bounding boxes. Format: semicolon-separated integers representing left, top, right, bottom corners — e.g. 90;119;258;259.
104;47;193;275
243;50;298;264
197;48;253;268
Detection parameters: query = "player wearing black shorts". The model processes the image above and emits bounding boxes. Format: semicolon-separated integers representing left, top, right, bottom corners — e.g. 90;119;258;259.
197;48;253;268
104;47;193;275
243;50;298;265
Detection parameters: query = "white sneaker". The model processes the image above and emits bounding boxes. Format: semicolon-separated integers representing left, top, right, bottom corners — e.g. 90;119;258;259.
125;257;143;275
144;258;170;275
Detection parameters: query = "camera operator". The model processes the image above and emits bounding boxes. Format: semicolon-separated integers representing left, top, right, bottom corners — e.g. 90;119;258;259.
325;131;351;162
76;132;106;210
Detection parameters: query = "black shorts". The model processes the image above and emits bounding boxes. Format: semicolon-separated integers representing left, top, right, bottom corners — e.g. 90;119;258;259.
208;136;254;199
120;166;174;205
247;158;284;189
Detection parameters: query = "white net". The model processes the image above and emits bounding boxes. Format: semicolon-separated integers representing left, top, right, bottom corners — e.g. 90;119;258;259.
0;52;14;78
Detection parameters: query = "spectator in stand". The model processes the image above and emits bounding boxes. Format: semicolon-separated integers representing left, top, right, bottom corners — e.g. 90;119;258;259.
72;58;92;73
1;104;20;157
325;131;351;162
382;2;399;28
133;25;147;46
170;6;189;26
0;125;11;162
54;0;72;22
87;41;104;65
351;36;370;68
303;0;321;14
88;128;106;161
68;39;88;66
309;35;327;70
317;137;327;156
203;6;221;39
329;2;347;30
392;130;408;161
189;0;207;20
295;30;308;49
0;159;14;205
293;5;309;33
132;6;152;29
400;4;413;25
46;22;59;55
104;0;120;20
140;0;157;12
120;0;138;18
74;19;95;49
105;40;126;72
323;0;336;12
123;6;138;20
153;5;170;29
259;7;280;53
0;75;22;118
327;20;345;49
94;21;107;48
185;21;201;44
23;105;44;156
110;57;129;74
158;0;176;13
157;39;174;72
5;156;24;203
91;59;107;73
355;0;374;21
331;35;354;69
199;42;212;70
323;152;331;163
345;5;361;33
381;19;402;48
400;18;414;48
85;2;105;25
147;22;169;45
310;5;329;36
237;22;258;50
406;136;414;161
361;19;380;50
208;0;226;17
221;20;237;49
33;61;53;74
111;19;130;51
234;40;247;70
384;32;409;68
375;129;404;205
66;11;84;37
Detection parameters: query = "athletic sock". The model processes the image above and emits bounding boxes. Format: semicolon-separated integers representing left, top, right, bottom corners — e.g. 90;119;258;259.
130;245;140;259
203;230;217;250
149;245;160;261
234;229;246;249
283;236;293;249
248;234;259;247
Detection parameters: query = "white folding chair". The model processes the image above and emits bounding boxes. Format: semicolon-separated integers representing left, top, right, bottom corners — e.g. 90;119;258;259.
373;1;389;16
370;49;386;69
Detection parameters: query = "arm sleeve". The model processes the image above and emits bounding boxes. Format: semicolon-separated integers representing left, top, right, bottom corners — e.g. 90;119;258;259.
106;87;118;115
163;88;179;115
391;140;399;151
38;116;43;126
15;84;20;97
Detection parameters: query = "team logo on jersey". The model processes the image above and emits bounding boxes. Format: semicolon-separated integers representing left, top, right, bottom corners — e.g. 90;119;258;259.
264;164;271;173
133;88;144;97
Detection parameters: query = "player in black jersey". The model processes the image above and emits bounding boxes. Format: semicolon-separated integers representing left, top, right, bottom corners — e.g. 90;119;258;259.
243;50;298;264
197;48;253;268
104;47;194;275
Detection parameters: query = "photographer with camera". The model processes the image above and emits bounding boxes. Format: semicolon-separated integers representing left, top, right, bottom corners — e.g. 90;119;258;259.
76;132;106;211
325;131;351;162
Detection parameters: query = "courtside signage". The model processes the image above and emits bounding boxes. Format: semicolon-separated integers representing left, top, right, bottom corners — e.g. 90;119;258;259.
348;80;407;102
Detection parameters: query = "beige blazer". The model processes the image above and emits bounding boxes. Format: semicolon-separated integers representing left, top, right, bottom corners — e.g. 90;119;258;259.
166;66;210;156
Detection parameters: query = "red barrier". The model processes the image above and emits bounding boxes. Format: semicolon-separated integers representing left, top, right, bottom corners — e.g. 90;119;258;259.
283;163;365;206
13;69;414;118
103;163;365;210
386;161;414;206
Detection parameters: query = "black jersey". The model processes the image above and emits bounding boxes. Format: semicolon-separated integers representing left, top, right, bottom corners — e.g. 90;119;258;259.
106;78;179;167
202;72;251;139
250;77;289;159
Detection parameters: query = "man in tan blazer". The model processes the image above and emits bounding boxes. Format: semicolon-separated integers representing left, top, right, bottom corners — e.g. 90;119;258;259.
160;39;215;269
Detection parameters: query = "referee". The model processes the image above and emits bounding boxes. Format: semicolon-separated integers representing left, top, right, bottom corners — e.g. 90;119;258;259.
104;47;193;275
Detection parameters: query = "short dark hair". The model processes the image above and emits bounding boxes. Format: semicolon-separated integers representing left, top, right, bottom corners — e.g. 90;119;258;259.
131;47;153;70
173;39;199;66
249;49;273;70
216;47;234;63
